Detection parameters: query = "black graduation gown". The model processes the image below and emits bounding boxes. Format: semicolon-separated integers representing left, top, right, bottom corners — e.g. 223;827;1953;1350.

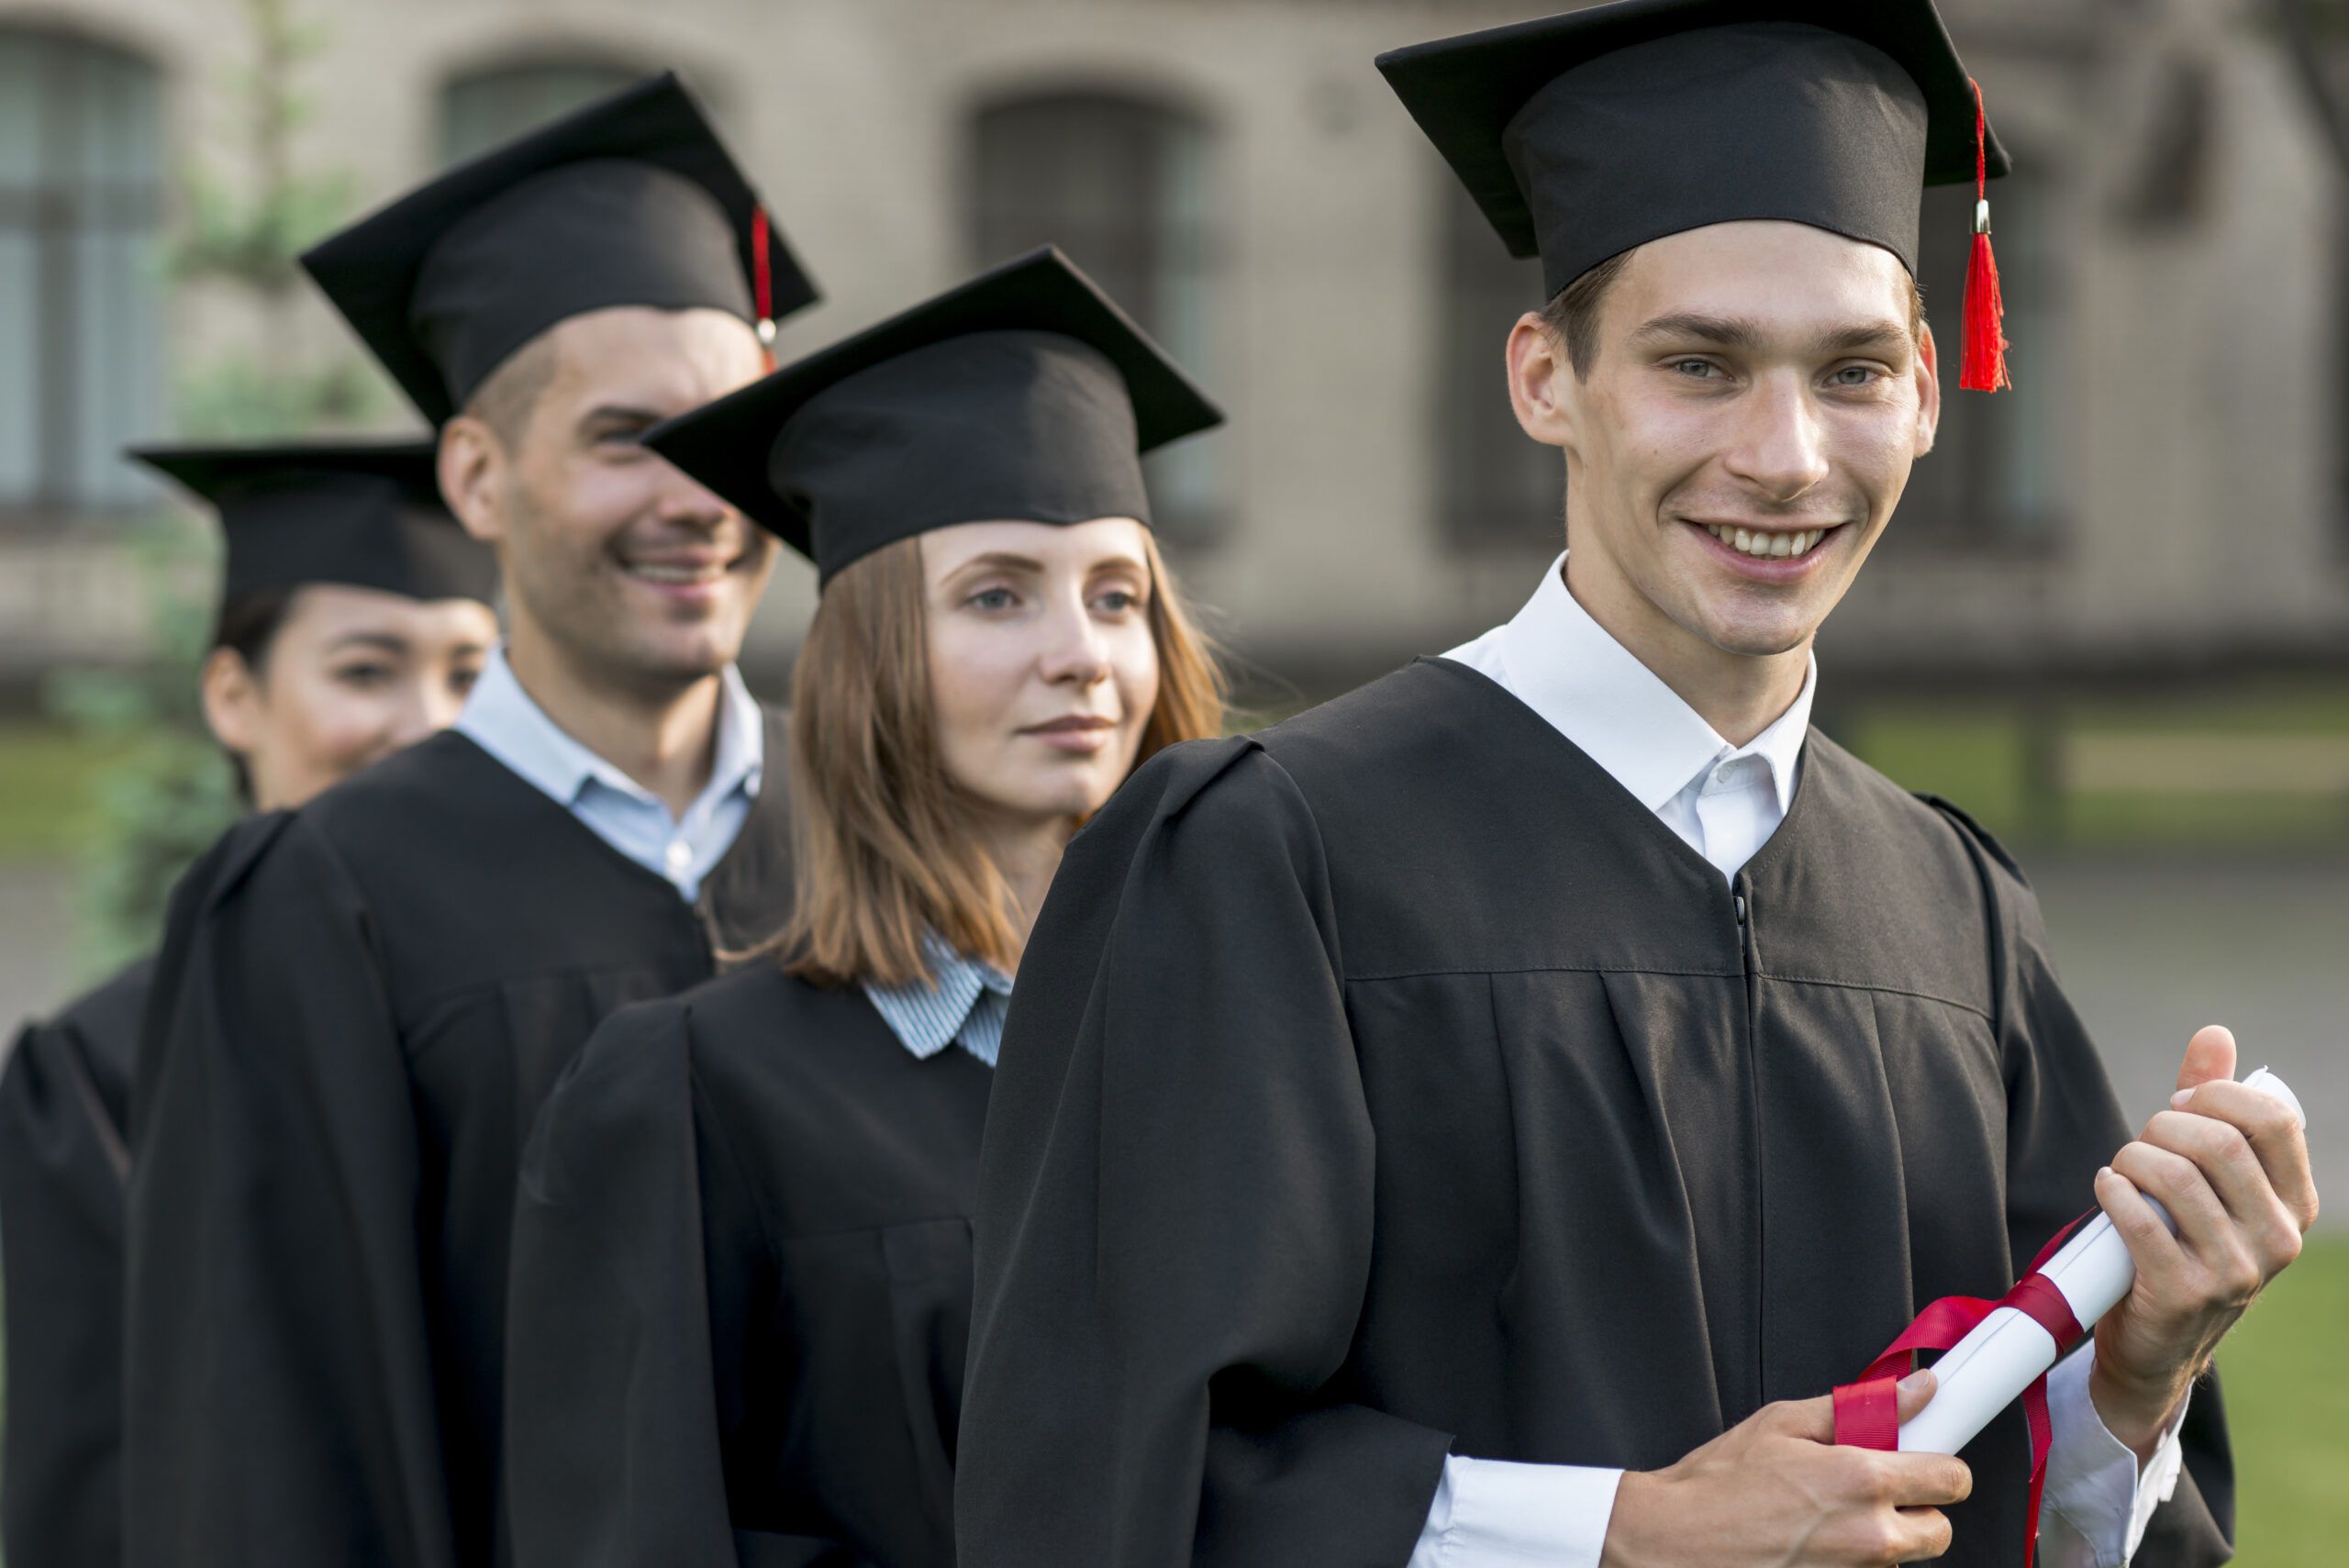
1;956;150;1568
123;718;796;1568
958;658;2234;1568
504;961;991;1568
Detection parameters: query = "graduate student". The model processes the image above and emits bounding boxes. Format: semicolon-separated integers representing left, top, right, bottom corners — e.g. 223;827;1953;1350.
958;6;2316;1568
0;440;496;1568
123;75;818;1568
500;247;1226;1568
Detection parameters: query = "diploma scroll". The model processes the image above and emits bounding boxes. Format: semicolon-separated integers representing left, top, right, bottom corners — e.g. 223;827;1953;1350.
1897;1067;2305;1456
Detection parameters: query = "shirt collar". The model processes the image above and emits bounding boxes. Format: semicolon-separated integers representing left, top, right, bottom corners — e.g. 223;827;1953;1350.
705;664;766;808
1496;552;1815;815
455;646;764;816
861;933;1014;1063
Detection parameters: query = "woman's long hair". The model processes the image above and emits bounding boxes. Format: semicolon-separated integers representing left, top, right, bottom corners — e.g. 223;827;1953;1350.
774;528;1224;988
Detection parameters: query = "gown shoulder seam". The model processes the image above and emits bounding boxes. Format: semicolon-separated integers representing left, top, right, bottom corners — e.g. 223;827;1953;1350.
1342;964;1993;1021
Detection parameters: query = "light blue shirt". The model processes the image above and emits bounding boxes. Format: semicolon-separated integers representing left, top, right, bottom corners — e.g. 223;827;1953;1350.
454;647;763;903
861;932;1011;1066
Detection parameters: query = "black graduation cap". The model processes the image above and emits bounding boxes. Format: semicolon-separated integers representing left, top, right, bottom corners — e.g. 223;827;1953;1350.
642;247;1224;585
302;72;818;426
1377;0;2009;307
130;440;500;606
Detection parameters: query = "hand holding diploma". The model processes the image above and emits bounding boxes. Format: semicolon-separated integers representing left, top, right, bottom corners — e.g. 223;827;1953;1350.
1887;1057;2306;1458
1605;1028;2314;1568
1604;1371;1973;1568
2087;1026;2319;1461
1827;1026;2319;1567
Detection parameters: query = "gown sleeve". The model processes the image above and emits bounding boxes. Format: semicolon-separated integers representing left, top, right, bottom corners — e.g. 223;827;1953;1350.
0;966;139;1568
1928;799;2234;1568
123;814;459;1568
958;738;1454;1568
507;990;881;1568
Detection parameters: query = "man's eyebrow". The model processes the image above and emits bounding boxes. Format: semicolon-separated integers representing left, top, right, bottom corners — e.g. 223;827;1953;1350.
575;404;666;432
1818;320;1915;356
1627;313;1762;351
1628;313;1915;359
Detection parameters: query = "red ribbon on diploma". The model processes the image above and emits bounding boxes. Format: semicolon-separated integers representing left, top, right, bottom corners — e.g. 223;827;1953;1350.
1831;1216;2090;1568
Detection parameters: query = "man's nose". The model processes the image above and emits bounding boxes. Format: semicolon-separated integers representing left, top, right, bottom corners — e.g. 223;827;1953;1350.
650;461;738;531
1724;373;1832;502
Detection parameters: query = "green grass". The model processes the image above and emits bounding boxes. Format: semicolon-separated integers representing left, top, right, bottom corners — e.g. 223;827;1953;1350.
2221;1236;2349;1566
0;727;136;862
1842;681;2349;849
1840;706;2031;834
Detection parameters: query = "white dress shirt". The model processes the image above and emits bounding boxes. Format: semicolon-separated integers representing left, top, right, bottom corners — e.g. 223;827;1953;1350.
453;646;763;903
1413;556;2185;1568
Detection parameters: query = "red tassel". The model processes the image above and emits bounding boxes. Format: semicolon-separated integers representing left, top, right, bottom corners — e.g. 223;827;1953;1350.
1958;79;2010;393
751;205;778;373
1961;229;2009;392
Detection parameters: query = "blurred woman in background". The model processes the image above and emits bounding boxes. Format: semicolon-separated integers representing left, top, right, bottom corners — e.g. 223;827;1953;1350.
503;249;1222;1568
0;440;497;1568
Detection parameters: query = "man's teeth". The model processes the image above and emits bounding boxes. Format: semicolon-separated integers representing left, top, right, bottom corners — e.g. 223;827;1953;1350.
627;562;726;584
1704;524;1827;560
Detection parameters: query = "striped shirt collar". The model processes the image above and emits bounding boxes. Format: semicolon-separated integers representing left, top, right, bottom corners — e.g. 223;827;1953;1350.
861;932;1013;1066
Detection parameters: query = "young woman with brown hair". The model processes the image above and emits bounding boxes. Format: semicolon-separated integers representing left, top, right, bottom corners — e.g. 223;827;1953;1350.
502;249;1225;1568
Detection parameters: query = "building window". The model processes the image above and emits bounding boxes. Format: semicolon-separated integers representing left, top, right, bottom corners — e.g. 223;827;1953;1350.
971;93;1225;543
1897;168;2063;547
1436;180;1564;550
441;62;642;167
0;27;164;518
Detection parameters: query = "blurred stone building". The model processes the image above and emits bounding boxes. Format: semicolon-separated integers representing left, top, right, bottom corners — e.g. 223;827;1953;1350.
2;0;2345;699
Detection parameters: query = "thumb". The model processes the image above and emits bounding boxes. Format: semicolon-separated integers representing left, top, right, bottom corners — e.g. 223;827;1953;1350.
1895;1368;1939;1424
1789;1370;1936;1445
2176;1025;2237;1096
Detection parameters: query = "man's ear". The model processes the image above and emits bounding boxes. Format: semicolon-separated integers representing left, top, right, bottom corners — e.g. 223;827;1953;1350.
200;645;262;758
1507;312;1575;453
438;416;509;545
1912;321;1943;459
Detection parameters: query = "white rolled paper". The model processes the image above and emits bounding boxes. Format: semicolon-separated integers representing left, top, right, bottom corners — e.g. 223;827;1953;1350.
1897;1068;2304;1455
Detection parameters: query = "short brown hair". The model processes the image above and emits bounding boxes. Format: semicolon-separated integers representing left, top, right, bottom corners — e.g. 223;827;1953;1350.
462;331;563;450
774;528;1225;988
1538;243;1930;380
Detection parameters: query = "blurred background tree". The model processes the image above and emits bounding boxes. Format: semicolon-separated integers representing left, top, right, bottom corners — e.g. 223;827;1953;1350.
41;0;384;974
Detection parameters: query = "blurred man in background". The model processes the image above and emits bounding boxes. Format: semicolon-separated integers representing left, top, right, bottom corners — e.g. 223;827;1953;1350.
124;74;817;1568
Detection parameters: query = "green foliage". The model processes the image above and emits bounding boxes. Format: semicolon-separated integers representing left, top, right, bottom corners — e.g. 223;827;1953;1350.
40;519;239;975
171;167;352;297
174;355;385;441
0;730;136;861
44;0;362;971
168;0;338;298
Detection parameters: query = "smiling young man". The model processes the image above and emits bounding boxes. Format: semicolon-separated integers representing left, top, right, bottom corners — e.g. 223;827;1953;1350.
123;76;817;1568
956;5;2315;1568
